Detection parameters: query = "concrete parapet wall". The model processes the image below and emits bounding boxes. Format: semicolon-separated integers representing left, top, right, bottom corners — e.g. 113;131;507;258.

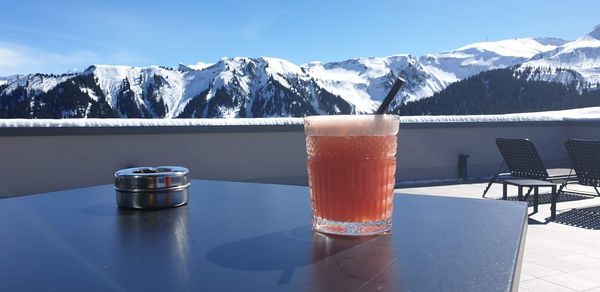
1;118;599;197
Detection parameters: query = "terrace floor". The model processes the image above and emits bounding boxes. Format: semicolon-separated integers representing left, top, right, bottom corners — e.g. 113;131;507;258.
398;182;600;292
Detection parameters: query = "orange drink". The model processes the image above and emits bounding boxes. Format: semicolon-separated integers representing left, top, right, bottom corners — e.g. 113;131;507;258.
304;115;400;236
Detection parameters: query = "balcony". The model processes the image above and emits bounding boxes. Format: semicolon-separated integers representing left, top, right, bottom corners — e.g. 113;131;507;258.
1;112;600;291
1;112;599;196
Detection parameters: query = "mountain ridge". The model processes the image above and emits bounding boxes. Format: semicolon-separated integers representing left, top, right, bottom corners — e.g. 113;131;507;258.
1;25;600;118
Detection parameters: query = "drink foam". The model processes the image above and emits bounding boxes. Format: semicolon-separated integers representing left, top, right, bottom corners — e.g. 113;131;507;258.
304;115;400;136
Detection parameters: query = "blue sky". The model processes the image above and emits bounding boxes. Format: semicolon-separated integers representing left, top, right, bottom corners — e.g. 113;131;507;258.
1;0;599;75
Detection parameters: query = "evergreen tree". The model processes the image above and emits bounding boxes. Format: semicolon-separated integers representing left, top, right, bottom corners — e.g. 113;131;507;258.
395;67;600;115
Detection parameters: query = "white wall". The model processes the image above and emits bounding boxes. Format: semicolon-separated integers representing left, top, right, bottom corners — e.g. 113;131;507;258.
396;123;571;181
0;131;307;197
0;120;597;197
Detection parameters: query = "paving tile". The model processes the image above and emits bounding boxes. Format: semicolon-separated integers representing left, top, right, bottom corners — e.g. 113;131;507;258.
542;273;600;291
538;240;597;254
579;240;600;250
584;251;600;260
559;245;597;255
525;233;549;242
521;261;562;278
569;267;600;283
557;254;600;268
526;254;588;273
519;278;575;292
525;240;548;249
519;273;535;281
524;246;573;262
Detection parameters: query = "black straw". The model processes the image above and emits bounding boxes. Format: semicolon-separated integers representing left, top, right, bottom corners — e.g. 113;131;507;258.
375;77;405;115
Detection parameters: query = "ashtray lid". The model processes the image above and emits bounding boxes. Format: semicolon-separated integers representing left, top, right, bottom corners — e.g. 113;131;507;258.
114;166;190;192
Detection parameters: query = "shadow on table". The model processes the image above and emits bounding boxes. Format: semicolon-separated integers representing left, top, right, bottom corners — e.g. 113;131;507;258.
552;206;600;230
206;226;381;285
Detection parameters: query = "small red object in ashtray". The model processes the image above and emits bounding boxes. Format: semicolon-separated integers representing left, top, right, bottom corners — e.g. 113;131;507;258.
113;166;190;209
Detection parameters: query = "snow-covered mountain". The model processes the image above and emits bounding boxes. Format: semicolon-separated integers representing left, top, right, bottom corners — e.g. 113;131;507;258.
0;57;354;118
173;57;353;118
302;54;455;108
421;38;566;81
1;25;600;118
0;77;10;86
519;25;600;89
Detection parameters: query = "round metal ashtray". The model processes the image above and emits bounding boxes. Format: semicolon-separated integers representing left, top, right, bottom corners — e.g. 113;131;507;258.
114;166;190;209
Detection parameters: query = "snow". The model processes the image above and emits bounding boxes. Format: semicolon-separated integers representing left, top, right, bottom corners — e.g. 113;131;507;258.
302;55;425;112
171;57;312;117
525;36;600;69
262;57;306;89
79;87;99;102
187;61;212;71
520;34;600;87
91;65;138;108
1;106;599;128
422;65;458;85
33;75;73;93
420;38;561;82
455;38;559;58
400;106;600;123
302;60;379;112
179;62;214;72
559;36;600;55
157;69;185;118
554;106;600;120
89;65;187;118
219;106;240;119
213;70;234;90
1;74;73;95
519;67;582;85
174;63;222;115
263;57;304;76
522;26;600;73
1;27;597;118
534;37;569;46
0;117;304;128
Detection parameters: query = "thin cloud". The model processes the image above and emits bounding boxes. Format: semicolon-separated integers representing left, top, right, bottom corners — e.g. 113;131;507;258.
0;44;40;69
0;42;147;76
0;24;118;49
240;9;287;40
241;20;271;39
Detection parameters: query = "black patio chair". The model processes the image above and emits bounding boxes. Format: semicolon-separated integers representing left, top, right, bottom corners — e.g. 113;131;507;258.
560;139;600;197
482;138;572;198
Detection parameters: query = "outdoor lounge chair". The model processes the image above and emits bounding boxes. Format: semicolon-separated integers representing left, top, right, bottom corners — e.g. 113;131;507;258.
559;139;600;197
482;138;572;198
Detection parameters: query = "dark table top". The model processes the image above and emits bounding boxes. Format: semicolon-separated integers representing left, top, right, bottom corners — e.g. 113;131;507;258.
0;180;527;292
503;179;557;187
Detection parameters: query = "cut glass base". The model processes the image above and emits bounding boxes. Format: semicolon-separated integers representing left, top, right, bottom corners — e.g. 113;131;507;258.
313;216;392;236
